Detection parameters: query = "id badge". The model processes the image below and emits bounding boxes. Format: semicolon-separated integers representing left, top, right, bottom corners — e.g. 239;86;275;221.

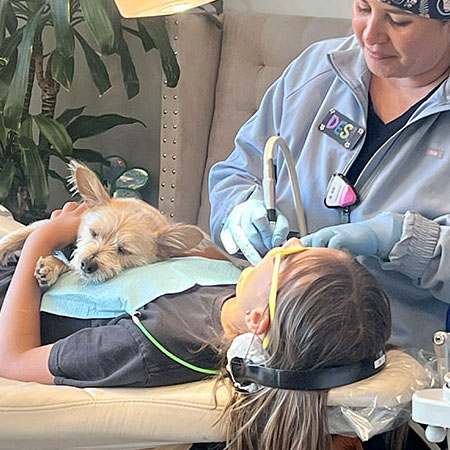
318;109;365;150
324;173;358;208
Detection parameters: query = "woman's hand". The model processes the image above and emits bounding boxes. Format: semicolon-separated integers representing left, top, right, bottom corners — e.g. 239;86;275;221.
30;202;87;251
220;199;290;264
301;212;403;261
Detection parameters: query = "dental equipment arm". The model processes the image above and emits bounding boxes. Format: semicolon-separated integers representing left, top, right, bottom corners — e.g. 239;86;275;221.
263;136;307;238
413;331;450;445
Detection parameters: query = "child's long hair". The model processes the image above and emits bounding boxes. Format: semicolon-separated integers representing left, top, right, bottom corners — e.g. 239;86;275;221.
222;249;391;450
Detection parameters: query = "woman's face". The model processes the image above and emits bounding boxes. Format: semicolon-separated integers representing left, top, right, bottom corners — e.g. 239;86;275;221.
352;0;450;83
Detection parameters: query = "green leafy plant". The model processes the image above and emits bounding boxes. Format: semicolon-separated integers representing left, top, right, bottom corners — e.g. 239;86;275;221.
0;0;184;223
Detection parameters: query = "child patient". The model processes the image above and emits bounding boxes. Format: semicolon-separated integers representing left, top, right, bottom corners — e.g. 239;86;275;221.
0;203;390;450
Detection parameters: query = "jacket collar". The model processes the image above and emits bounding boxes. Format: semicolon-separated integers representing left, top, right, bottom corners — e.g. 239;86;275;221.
326;35;450;117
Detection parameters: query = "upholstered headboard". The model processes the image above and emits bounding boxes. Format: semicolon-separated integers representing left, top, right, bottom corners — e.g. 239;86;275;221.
159;12;352;232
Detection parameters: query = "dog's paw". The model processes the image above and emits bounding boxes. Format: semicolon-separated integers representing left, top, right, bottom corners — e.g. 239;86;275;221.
0;252;10;266
34;255;69;288
0;248;16;266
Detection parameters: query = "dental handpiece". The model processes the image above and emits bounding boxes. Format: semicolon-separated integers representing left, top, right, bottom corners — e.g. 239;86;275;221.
263;136;307;237
263;156;277;230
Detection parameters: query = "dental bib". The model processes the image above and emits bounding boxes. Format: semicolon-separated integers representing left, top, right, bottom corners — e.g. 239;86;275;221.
40;256;241;319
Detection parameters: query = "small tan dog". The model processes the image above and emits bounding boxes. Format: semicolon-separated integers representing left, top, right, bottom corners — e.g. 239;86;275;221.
0;161;231;287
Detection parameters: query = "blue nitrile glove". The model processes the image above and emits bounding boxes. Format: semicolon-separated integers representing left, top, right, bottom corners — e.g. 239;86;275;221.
300;212;404;260
220;199;289;264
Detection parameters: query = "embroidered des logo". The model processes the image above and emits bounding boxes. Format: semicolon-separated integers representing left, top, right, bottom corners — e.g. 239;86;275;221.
318;109;365;150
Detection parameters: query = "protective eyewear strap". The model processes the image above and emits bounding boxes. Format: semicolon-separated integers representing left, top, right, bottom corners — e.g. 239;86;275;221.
263;246;311;348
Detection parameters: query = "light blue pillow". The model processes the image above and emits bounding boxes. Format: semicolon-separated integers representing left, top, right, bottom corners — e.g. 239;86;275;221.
41;256;241;318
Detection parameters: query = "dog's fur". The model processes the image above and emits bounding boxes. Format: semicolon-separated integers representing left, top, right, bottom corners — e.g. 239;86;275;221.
0;161;236;287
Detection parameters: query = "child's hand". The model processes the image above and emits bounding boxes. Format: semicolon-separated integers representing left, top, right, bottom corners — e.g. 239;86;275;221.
31;202;86;250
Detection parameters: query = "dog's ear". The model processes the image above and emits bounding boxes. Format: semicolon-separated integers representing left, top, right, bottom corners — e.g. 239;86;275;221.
68;160;110;208
155;224;205;259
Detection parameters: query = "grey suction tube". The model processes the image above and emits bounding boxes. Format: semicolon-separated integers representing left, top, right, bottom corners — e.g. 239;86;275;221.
263;136;307;237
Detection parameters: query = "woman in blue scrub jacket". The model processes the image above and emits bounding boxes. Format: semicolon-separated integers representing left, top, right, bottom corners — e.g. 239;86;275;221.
209;0;450;353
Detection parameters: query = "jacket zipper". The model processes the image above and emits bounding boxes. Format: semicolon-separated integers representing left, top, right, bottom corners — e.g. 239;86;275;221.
329;61;449;222
342;206;351;223
352;113;441;201
339;119;425;224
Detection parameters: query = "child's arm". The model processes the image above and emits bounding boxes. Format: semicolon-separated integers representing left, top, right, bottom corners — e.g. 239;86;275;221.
0;202;86;383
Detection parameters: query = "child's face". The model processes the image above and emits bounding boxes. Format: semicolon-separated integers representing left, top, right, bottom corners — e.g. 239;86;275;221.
235;238;306;315
222;240;338;338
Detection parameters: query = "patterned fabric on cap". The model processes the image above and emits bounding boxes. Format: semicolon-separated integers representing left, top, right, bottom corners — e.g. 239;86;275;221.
380;0;450;20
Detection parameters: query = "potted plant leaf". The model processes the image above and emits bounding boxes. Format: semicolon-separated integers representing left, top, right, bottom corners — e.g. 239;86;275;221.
0;0;185;223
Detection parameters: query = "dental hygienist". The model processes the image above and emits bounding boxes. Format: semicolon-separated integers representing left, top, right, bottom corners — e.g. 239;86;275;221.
209;0;450;351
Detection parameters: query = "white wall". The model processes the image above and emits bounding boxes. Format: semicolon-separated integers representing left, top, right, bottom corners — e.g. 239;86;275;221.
224;0;354;19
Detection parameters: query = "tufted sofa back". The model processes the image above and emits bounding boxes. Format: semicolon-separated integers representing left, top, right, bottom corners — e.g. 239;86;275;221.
159;12;352;232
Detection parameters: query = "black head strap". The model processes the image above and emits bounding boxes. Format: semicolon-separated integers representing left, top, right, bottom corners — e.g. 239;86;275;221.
229;350;386;391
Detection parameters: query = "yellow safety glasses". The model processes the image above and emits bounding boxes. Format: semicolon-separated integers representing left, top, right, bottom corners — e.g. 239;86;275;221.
263;246;311;348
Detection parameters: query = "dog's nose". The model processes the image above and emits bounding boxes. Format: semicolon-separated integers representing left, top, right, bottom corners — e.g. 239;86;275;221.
81;259;98;274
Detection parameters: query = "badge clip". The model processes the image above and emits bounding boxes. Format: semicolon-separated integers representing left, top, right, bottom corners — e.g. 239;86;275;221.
324;173;358;208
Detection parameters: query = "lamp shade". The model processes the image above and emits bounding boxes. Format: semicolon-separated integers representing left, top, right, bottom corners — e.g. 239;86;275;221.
114;0;214;18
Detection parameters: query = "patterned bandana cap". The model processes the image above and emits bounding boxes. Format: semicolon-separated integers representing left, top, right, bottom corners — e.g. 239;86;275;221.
379;0;450;20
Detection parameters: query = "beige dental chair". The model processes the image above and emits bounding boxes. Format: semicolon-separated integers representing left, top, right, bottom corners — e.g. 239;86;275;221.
0;12;433;450
0;350;431;450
